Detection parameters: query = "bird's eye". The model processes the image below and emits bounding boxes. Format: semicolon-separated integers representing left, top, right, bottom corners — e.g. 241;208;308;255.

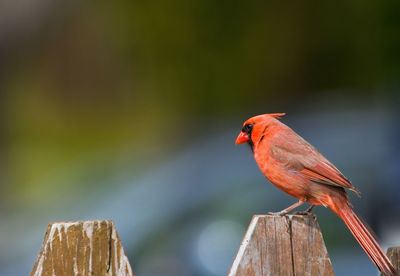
242;124;253;134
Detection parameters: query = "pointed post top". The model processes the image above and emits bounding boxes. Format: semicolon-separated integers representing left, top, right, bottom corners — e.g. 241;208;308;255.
229;214;334;276
31;220;134;276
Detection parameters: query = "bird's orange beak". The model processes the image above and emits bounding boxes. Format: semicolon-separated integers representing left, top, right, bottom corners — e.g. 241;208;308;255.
235;132;249;144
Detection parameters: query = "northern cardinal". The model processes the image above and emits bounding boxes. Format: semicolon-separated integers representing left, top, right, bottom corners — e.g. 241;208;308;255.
236;113;396;275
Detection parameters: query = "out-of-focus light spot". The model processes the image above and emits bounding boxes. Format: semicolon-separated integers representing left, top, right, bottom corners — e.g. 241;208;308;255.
383;223;400;247
195;220;244;276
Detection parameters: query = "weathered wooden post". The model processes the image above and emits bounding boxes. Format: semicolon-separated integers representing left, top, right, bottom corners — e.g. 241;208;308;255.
229;213;334;276
31;220;134;276
382;247;400;276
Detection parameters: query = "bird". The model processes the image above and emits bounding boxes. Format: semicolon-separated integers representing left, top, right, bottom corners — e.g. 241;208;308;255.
235;113;396;275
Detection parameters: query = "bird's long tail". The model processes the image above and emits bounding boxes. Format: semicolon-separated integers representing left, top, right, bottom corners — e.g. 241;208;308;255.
331;198;396;275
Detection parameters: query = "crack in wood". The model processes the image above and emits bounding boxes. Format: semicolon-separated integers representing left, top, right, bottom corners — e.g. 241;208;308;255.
229;214;334;276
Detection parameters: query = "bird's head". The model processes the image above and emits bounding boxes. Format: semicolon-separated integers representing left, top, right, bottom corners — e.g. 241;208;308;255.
235;113;285;147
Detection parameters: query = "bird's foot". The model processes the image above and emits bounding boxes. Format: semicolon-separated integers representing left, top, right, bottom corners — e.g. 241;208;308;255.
293;205;314;216
293;211;312;216
268;210;289;216
267;200;307;216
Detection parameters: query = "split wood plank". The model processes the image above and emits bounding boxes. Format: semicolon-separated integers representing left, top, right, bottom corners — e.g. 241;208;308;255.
229;213;334;276
382;247;400;276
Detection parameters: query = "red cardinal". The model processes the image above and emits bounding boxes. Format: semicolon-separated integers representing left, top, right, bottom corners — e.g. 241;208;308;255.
236;113;396;275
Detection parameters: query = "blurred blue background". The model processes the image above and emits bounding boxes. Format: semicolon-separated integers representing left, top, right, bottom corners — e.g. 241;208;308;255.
0;1;399;275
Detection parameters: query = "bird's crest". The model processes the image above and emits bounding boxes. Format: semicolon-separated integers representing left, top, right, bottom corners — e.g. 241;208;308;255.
268;113;286;119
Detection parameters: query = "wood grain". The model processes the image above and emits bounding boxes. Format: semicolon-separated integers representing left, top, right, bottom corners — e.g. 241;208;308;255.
382;247;400;276
229;213;334;276
31;220;133;276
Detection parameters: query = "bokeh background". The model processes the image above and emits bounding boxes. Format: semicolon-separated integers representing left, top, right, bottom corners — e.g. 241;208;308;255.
0;1;399;275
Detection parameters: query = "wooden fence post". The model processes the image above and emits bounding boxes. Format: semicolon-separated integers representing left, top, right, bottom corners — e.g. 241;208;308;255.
229;213;334;276
31;220;134;276
382;247;400;276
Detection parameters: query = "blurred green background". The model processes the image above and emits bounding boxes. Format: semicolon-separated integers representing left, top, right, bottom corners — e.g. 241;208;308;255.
0;1;399;275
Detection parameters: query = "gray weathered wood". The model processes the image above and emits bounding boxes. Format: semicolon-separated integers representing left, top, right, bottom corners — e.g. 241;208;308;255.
229;213;334;276
382;247;400;276
31;220;134;276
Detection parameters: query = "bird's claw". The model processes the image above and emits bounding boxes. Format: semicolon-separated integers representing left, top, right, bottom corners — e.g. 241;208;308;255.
268;211;288;216
293;211;312;216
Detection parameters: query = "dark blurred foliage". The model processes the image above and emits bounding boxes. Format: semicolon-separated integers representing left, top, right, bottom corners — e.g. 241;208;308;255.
0;1;399;275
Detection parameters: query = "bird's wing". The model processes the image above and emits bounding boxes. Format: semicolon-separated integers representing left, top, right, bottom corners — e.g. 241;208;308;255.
270;129;360;195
